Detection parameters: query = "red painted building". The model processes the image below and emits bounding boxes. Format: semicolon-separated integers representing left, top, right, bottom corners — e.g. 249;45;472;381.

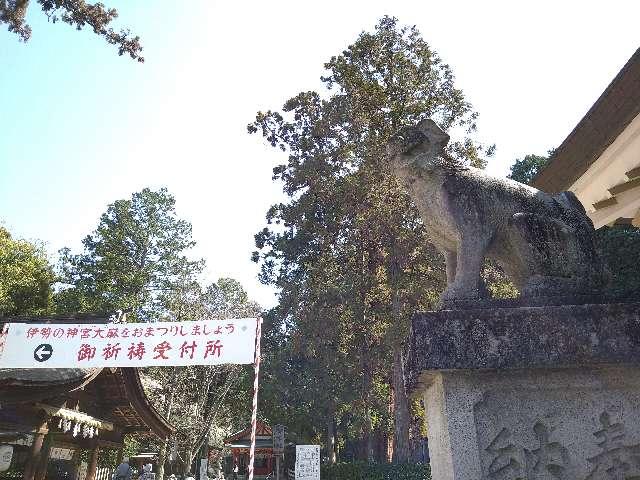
224;421;274;478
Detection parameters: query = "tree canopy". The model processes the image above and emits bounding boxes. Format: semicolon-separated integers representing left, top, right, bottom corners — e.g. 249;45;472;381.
1;0;143;61
0;226;55;316
249;16;492;462
56;188;202;321
507;153;549;183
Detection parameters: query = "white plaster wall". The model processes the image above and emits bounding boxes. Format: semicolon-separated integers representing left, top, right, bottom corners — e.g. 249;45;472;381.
569;112;640;227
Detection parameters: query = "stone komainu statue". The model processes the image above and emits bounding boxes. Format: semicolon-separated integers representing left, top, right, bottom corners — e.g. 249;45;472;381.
386;119;608;304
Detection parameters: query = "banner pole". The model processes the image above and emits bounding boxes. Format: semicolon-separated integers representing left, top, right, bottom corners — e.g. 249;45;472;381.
248;317;263;480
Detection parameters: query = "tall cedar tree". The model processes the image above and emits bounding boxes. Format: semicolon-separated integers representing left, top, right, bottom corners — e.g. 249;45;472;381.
1;0;143;61
249;17;492;462
57;188;202;321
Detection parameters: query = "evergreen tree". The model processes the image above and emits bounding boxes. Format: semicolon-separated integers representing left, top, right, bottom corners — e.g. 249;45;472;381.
0;226;55;316
1;0;143;61
56;188;202;321
249;16;492;462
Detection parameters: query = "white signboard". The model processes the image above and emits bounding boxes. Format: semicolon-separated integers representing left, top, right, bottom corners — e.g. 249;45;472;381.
0;445;13;472
199;458;208;480
50;448;74;460
273;424;285;454
295;445;320;480
0;319;258;368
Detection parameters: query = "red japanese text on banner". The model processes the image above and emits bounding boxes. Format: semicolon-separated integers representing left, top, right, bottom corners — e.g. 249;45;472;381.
0;319;258;368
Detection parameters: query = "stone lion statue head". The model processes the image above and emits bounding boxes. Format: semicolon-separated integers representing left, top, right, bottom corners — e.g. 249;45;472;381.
386;119;450;169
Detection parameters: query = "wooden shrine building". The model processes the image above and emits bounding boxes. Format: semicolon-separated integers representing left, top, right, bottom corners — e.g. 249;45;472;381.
0;316;174;480
223;421;274;479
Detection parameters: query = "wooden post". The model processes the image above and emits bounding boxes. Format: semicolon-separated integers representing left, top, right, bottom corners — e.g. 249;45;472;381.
34;432;54;480
116;446;124;465
85;444;100;480
23;423;48;480
69;449;82;480
232;450;237;474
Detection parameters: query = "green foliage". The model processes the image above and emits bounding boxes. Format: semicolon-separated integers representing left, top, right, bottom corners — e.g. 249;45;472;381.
0;226;55;316
321;462;431;480
507;154;549;184
409;399;427;438
482;262;519;299
124;435;142;458
595;225;640;299
249;16;491;460
0;0;143;61
56;187;203;321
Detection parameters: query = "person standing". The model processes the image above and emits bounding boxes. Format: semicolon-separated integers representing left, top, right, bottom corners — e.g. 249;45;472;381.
139;463;154;480
113;457;133;480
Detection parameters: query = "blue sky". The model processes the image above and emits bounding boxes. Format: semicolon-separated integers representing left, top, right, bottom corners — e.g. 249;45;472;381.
1;1;639;308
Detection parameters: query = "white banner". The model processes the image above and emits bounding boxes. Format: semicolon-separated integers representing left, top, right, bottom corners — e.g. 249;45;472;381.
295;445;320;480
0;319;258;368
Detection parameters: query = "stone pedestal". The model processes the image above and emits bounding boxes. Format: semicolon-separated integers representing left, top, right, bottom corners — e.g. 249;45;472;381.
406;302;640;480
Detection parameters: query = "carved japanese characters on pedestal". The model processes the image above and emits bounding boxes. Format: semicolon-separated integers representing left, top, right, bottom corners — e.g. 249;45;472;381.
481;412;640;480
386;119;608;304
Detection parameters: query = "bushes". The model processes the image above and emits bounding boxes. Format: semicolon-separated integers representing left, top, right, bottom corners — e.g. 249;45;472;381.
320;462;431;480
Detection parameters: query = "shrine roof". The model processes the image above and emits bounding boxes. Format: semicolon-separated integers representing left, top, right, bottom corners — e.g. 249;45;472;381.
532;47;640;193
85;367;175;440
0;367;102;402
227;439;274;449
224;420;272;443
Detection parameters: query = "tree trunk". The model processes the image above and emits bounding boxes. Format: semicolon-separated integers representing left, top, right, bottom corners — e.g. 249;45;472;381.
364;405;374;462
184;446;194;475
157;368;178;480
386;394;394;463
156;441;169;480
326;418;336;464
392;343;411;463
193;366;238;454
388;250;411;465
